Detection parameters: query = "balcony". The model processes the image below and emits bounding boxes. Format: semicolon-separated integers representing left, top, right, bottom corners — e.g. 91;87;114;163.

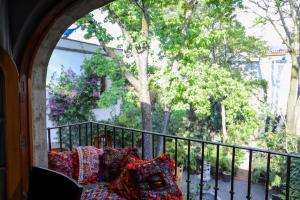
47;121;300;200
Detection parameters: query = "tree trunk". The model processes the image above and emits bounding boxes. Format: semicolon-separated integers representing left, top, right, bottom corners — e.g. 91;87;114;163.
286;52;299;134
140;91;153;160
294;97;300;136
221;100;227;142
139;50;153;160
187;103;197;132
156;106;171;156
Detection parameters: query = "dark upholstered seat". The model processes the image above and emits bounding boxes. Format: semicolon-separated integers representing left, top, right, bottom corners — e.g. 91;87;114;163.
28;166;83;200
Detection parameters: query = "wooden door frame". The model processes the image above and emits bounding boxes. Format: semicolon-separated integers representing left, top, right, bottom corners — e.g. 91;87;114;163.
0;49;22;200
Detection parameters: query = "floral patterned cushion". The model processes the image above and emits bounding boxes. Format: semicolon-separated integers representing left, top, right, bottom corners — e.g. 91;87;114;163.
76;146;104;185
127;154;183;200
103;147;139;181
81;183;125;200
48;150;74;178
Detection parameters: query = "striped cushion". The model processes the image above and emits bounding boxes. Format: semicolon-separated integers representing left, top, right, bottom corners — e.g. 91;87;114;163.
76;146;103;185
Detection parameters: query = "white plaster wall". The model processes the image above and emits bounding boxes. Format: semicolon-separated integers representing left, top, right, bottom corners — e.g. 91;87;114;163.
92;99;121;121
46;44;91;84
259;54;291;116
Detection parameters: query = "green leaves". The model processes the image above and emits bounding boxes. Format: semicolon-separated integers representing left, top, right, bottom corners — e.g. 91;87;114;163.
254;16;268;26
291;159;300;200
81;50;125;108
78;14;113;43
75;0;265;147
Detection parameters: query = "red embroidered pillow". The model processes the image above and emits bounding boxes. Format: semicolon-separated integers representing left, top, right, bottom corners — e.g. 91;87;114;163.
103;147;139;181
48;150;74;178
97;153;106;182
76;146;103;185
127;154;183;200
109;155;143;199
72;150;79;180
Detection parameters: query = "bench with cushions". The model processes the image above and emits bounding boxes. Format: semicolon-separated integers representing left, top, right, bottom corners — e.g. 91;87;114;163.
48;146;183;200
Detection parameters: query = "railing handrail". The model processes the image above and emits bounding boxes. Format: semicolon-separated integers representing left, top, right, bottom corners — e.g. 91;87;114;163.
47;121;300;159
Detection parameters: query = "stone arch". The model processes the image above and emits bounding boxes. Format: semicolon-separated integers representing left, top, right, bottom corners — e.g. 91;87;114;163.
30;0;113;167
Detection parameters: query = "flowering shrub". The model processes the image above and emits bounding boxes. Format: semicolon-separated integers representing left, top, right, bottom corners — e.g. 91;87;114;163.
47;68;103;126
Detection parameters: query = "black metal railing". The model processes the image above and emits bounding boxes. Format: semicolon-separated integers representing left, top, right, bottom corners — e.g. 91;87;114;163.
47;121;300;200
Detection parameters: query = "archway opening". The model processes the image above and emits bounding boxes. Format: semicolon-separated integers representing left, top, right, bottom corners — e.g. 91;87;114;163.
26;2;300;199
30;0;114;167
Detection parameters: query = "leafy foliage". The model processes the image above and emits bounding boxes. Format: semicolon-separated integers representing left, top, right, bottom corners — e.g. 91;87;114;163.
291;158;300;200
252;131;299;192
73;0;267;169
81;49;125;108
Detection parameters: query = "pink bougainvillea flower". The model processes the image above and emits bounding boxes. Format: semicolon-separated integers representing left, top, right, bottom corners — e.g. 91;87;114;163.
70;90;79;97
89;78;98;84
58;107;65;113
62;90;69;95
49;103;57;109
92;91;100;97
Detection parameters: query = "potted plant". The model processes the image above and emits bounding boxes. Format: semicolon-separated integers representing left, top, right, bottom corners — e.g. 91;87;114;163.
271;194;284;200
220;156;231;182
252;156;267;184
206;147;244;181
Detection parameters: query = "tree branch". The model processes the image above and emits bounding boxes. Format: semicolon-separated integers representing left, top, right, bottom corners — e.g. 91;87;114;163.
129;0;150;39
288;0;300;52
296;2;300;16
268;14;293;49
131;0;144;11
104;5;146;90
170;0;198;68
141;0;150;39
288;0;298;25
105;6;137;51
181;0;197;36
248;0;293;50
96;36;141;92
277;3;293;45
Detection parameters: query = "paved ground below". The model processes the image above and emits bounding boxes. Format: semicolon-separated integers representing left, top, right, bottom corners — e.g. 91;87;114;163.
180;171;275;200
